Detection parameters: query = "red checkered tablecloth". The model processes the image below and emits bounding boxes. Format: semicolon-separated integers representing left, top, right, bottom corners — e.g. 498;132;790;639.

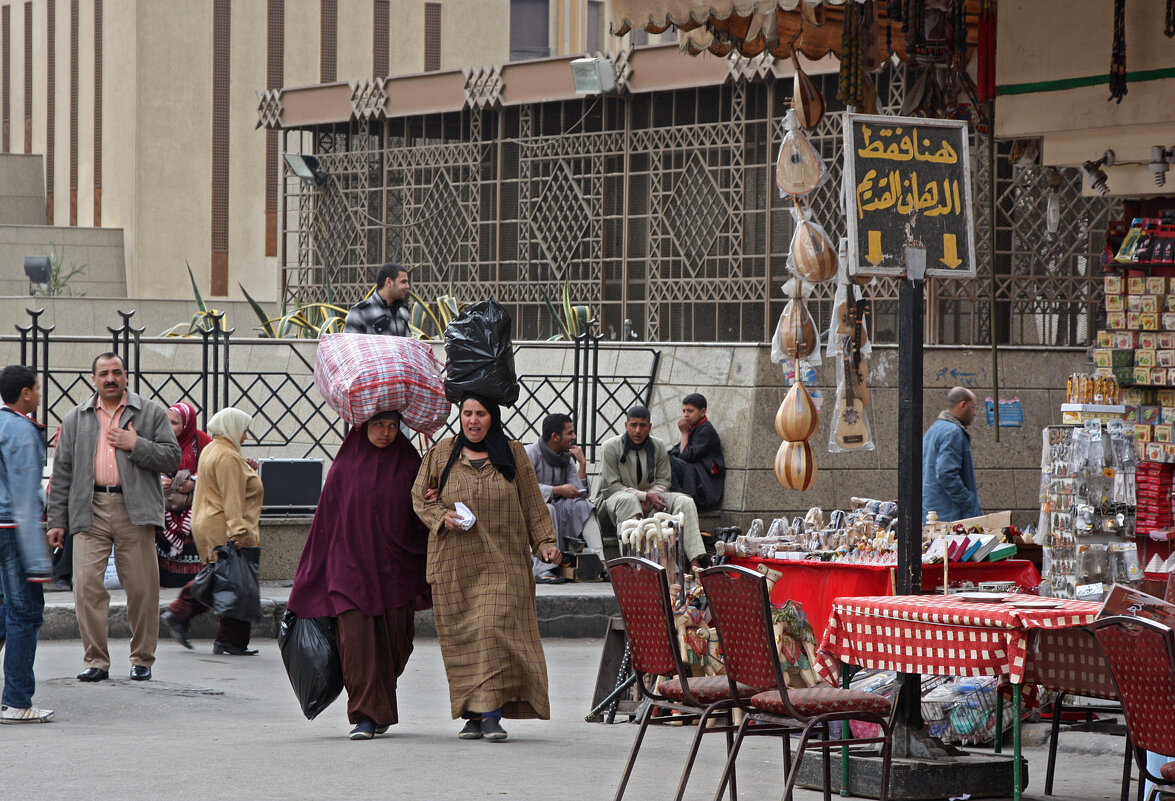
814;595;1100;687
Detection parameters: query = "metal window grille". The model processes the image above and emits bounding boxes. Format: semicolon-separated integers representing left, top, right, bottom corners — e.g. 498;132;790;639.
23;2;31;153
320;0;337;83
373;0;389;78
2;5;10;153
265;0;284;258
211;0;230;294
45;0;53;223
280;63;1118;347
424;3;441;72
68;0;76;226
93;0;102;225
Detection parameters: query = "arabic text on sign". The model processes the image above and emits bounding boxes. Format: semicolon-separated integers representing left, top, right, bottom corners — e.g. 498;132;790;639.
855;169;962;220
855;125;959;165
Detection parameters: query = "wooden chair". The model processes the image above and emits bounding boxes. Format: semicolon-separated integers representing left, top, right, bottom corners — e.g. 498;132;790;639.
700;564;894;801
1029;626;1137;801
605;556;755;801
1093;616;1175;801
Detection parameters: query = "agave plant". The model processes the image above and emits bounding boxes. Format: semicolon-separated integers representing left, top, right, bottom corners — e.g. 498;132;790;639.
408;289;463;340
542;282;590;341
160;263;231;336
239;283;348;339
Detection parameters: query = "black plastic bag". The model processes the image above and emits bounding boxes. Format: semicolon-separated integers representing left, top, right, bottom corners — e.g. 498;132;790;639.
443;299;519;407
278;610;344;720
188;545;262;622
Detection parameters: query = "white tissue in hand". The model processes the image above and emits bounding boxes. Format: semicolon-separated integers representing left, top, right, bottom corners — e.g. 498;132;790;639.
454;501;476;530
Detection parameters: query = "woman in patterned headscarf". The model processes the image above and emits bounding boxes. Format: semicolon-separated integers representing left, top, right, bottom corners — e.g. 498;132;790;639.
156;401;212;588
412;393;561;743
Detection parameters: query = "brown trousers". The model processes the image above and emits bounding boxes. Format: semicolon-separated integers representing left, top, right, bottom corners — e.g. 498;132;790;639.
73;493;160;669
337;605;416;726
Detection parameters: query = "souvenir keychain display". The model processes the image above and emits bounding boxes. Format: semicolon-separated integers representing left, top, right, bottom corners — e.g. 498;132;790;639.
1038;421;1141;599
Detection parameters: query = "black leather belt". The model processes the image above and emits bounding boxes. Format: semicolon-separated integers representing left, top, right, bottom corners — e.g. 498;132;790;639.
94;485;123;494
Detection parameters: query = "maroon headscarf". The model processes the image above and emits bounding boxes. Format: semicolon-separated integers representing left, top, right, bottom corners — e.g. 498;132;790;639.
286;422;432;618
169;401;212;474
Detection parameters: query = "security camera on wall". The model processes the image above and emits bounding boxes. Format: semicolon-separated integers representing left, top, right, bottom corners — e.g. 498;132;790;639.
570;57;615;95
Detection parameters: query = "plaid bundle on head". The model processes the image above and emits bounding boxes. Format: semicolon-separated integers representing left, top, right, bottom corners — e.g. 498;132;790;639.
314;333;449;434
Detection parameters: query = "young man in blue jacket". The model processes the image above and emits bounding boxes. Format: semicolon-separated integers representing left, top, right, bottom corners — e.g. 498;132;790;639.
0;364;54;723
922;386;982;524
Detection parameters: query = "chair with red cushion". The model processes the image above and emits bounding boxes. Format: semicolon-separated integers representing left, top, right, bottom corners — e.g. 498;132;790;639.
606;556;755;801
1093;616;1175;801
700;565;893;801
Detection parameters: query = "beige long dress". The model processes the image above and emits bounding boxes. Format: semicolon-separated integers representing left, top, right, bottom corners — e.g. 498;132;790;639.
411;439;558;719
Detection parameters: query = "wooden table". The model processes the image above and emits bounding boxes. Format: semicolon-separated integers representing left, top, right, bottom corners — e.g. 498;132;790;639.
814;594;1101;801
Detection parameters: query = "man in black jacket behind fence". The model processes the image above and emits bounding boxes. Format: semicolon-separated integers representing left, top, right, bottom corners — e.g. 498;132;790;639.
668;393;725;513
343;262;412;337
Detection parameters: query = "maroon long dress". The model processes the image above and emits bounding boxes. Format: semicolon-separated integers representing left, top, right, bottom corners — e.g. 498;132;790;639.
287;425;431;726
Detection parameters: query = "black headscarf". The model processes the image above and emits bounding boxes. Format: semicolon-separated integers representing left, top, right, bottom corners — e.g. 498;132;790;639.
437;392;517;494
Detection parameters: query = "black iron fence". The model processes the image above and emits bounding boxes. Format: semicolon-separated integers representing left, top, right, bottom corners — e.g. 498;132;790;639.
7;308;658;465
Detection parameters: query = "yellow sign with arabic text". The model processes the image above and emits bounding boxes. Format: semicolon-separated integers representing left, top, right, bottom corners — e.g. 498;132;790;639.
843;114;975;278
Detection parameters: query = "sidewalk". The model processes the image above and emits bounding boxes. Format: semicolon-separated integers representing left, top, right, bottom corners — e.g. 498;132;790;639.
39;579;620;640
8;638;1141;801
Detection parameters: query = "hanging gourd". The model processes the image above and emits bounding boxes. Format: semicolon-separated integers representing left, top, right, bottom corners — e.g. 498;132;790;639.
775;379;819;441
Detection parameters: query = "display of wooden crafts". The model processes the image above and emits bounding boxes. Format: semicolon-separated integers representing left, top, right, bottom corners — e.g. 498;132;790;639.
791;53;825;130
775;110;824;197
775;439;817;491
836;296;870;405
776;379;819;441
778;296;817;359
790;215;838;283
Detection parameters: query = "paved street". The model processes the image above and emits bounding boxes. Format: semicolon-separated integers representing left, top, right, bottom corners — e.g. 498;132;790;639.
1;638;1135;801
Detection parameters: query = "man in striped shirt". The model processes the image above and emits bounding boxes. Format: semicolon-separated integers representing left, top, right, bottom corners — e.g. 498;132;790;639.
47;353;180;683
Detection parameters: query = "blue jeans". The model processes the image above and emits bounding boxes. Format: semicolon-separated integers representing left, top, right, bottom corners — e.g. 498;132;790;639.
0;527;45;708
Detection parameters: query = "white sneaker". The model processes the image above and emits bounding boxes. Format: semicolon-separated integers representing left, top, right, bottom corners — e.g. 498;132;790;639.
0;705;54;723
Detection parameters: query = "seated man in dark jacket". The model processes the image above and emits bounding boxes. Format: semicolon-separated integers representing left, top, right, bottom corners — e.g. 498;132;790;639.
668;393;725;512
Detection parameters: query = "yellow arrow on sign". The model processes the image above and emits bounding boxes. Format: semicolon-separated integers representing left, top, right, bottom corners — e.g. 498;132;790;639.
940;234;963;269
865;230;883;266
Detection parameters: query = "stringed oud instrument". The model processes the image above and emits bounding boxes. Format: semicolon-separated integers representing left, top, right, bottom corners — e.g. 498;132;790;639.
791;53;825;130
834;298;870;449
775;110;824;197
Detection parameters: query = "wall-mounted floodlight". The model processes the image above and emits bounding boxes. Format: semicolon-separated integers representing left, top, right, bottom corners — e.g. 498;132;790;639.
23;255;51;285
570;57;615;95
283;153;330;187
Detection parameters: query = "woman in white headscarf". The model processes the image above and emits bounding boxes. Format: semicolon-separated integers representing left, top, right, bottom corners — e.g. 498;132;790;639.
161;408;264;656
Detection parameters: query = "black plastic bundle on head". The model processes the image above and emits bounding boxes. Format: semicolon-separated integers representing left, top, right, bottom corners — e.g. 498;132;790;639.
443;299;520;408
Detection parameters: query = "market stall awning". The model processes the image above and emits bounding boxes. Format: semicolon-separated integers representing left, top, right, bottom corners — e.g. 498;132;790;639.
610;0;981;62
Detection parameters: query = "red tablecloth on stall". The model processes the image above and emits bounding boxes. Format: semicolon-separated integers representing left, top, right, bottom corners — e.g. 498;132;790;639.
813;595;1100;687
730;557;1041;642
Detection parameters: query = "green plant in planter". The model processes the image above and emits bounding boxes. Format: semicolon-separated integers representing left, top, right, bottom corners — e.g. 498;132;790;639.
541;283;590;341
408;288;463;340
239;283;347;339
31;247;88;297
160;263;230;336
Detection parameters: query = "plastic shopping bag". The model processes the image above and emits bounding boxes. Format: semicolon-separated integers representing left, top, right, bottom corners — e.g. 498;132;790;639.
278;610;344;720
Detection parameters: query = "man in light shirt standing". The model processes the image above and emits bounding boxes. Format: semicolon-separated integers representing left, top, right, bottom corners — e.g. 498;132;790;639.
47;353;180;682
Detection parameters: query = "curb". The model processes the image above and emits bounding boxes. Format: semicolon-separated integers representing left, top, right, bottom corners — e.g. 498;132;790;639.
40;592;620;641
